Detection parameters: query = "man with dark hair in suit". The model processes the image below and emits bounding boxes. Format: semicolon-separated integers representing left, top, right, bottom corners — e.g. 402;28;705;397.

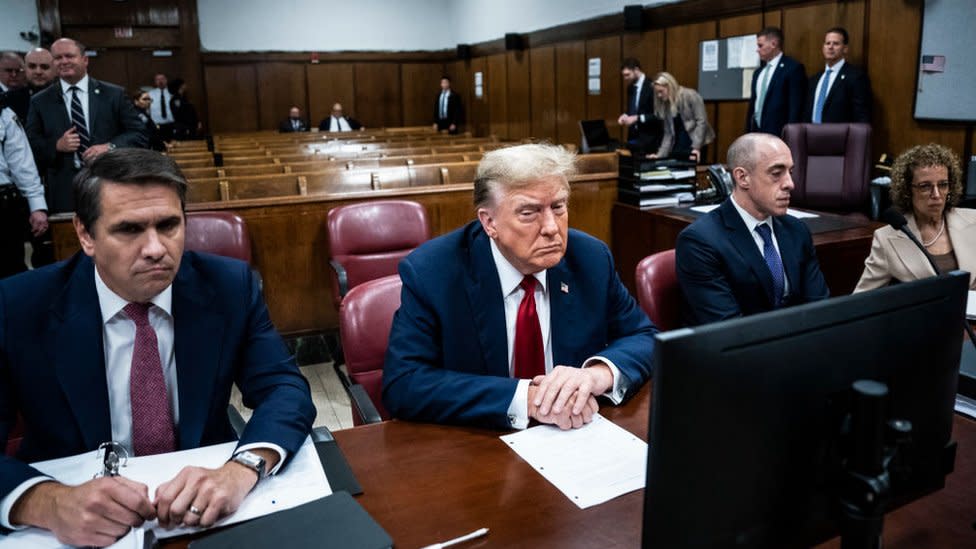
676;133;829;326
383;143;655;430
746;27;806;136
804;27;872;124
26;38;146;214
0;148;315;546
279;106;309;133
433;76;462;134
617;58;661;155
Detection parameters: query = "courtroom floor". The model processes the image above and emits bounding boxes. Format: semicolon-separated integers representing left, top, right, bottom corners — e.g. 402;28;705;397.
230;361;355;431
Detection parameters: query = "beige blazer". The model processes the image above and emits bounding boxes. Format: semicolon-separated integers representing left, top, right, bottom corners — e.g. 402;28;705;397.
854;207;976;292
656;86;716;157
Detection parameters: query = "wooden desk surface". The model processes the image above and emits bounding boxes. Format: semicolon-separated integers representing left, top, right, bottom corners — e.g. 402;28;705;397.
612;203;882;297
329;386;976;549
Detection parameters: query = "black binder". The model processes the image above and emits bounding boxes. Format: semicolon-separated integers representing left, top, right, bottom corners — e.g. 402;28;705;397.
188;491;392;549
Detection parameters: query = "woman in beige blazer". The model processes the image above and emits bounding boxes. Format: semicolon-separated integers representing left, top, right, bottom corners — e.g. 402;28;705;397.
649;72;715;163
855;143;976;292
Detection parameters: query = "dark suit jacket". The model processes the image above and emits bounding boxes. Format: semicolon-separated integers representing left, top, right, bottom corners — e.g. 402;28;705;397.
278;118;309;133
626;77;662;153
25;78;147;213
434;90;463;132
317;116;362;132
382;221;656;429
675;198;830;326
746;55;807;136
803;62;872;124
0;252;315;503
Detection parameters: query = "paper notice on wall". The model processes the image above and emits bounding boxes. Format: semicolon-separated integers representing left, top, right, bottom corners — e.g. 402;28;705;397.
588;57;601;77
727;35;760;69
701;40;719;71
588;77;601;95
742;68;755;98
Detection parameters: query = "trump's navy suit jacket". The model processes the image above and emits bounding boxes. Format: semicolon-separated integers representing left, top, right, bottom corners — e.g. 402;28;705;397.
0;251;315;503
675;198;830;326
383;221;656;429
746;55;806;137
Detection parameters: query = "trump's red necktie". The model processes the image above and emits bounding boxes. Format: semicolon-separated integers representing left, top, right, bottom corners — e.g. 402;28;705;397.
513;276;545;379
125;302;176;456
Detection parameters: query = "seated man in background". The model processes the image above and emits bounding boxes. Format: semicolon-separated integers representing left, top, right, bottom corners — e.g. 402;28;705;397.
676;133;829;325
0;149;315;546
318;102;363;132
383;143;656;430
278;106;308;133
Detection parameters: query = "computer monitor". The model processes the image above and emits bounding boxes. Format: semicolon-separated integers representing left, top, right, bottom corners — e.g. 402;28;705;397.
579;119;617;153
643;272;968;548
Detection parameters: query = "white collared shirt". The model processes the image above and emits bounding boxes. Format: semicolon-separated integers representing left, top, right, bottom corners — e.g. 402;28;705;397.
633;74;646;122
149;87;174;125
729;194;790;296
59;75;90;133
812;58;846;115
489;239;626;429
759;52;784;90
331;116;351;132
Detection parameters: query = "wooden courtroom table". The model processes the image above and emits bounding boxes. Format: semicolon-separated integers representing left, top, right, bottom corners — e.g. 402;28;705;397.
612;203;883;297
326;386;976;549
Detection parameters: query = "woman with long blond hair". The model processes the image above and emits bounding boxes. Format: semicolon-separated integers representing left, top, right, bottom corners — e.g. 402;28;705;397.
649;71;715;163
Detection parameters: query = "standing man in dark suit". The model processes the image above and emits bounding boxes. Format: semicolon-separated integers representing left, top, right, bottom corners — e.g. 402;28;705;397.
26;38;146;214
617;58;661;155
383;144;656;430
433;76;462;134
746;27;806;137
0;149;315;546
804;27;872;124
676;133;829;326
279;106;309;132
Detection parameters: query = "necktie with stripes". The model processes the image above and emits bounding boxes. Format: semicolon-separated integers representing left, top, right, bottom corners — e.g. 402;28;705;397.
69;85;91;154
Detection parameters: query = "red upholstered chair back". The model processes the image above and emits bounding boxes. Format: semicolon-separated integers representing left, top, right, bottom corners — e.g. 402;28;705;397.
781;123;872;212
185;211;253;263
327;200;429;307
5;416;24;456
338;274;402;425
635;249;682;332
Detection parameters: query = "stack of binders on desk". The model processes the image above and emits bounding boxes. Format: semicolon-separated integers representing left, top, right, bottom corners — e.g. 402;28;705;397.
617;157;697;208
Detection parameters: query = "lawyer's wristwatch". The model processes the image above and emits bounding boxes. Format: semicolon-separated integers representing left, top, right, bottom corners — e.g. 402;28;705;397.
230;450;267;483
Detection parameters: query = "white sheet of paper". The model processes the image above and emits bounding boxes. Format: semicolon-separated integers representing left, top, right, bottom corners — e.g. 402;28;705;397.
742;68;755;98
0;437;329;548
689;204;820;219
500;414;646;509
967;290;976;320
701;40;719;71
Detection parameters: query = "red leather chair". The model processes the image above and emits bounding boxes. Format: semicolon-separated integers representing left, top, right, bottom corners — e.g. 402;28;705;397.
781;123;872;214
326;200;429;307
338;274;402;424
635;249;683;332
185;211;253;263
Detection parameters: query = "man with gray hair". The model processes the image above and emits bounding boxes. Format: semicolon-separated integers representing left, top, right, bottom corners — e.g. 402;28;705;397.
1;49;55;122
384;143;655;430
0;52;25;94
676;133;829;326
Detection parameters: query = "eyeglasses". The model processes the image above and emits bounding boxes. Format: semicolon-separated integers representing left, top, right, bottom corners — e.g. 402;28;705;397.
911;181;950;196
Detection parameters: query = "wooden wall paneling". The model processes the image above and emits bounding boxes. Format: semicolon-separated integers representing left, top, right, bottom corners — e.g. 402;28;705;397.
664;21;716;89
307;63;356;128
867;0;965;158
177;0;207;133
36;0;62;44
554;41;586;146
86;50;132;92
354;63;403;128
59;0;180;26
62;28;183;50
125;51;182;96
256;63;308;130
529;46;557;141
782;0;866;72
445;60;473;133
506;51;531;140
204;65;259;132
465;57;490;137
585;36;622;134
486;53;509;138
715;13;764;164
401;63;446;126
621;30;665;143
763;9;782;29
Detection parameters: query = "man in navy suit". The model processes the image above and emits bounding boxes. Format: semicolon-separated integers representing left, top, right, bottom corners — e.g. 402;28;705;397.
383;143;655;430
804;27;872;124
26;38;146;214
0;149;314;546
745;27;806;137
676;133;829;326
617;58;661;155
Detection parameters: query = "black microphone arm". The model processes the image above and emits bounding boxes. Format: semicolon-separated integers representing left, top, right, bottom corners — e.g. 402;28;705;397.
881;207;976;350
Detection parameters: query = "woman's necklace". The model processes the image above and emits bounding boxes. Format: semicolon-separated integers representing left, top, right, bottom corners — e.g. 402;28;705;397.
921;216;945;248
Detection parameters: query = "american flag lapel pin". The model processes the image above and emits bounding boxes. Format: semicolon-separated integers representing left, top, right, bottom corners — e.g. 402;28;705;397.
560;282;569;294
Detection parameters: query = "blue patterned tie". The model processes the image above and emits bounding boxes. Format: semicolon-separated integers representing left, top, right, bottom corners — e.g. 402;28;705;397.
813;68;831;123
69;86;91;153
755;224;785;307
